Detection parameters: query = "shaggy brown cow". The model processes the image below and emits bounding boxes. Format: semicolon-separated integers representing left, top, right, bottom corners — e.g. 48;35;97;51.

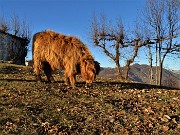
32;30;100;86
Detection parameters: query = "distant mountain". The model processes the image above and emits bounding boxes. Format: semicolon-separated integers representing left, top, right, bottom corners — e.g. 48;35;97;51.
98;64;180;89
171;70;180;75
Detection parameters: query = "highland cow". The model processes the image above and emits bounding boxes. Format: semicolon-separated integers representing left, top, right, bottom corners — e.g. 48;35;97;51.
32;30;100;87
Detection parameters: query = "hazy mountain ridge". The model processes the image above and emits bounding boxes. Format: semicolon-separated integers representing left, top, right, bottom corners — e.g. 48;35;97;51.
171;70;180;74
98;64;180;88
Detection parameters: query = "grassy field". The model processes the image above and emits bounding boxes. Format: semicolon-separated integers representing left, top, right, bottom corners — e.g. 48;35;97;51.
0;63;179;135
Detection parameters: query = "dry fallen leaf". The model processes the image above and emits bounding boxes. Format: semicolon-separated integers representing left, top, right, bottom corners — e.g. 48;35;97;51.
162;125;169;131
161;115;171;122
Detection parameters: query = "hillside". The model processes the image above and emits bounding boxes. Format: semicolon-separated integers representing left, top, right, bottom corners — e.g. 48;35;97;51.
0;63;180;134
172;70;180;75
98;63;180;89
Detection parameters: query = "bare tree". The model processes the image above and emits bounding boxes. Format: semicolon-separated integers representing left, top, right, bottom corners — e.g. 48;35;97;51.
142;0;180;85
21;19;31;41
124;40;142;80
124;21;148;80
90;15;153;80
146;44;153;84
0;16;10;32
143;24;154;84
146;0;165;85
128;17;155;84
11;14;21;36
90;15;124;79
160;0;180;84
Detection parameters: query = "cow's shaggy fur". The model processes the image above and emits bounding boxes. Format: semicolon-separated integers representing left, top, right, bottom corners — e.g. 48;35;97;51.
32;30;100;86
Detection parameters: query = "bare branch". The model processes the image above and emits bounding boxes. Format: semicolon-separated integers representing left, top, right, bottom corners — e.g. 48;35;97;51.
0;16;10;32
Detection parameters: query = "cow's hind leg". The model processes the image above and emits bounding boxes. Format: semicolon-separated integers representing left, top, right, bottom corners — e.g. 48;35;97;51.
64;70;76;87
69;74;76;88
33;62;42;82
43;62;55;83
64;72;70;85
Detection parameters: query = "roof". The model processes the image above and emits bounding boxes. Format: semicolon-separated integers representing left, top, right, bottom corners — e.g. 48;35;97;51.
0;30;29;42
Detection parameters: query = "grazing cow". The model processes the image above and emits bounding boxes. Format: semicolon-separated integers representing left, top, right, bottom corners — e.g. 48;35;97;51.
32;30;100;87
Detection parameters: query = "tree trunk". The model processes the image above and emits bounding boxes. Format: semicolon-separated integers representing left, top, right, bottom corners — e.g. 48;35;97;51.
150;63;153;84
115;60;123;80
147;45;153;84
155;43;159;85
158;42;162;86
125;60;131;81
159;61;163;86
125;45;139;81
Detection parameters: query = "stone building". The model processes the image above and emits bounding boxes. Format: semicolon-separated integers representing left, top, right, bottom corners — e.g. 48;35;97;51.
0;30;29;65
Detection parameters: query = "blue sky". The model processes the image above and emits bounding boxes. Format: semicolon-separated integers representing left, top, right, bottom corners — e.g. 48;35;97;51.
0;0;179;70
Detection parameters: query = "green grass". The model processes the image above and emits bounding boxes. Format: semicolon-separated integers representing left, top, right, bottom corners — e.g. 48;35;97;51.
0;63;180;134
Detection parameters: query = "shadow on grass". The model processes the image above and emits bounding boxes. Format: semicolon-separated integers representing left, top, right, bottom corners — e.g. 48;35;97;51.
0;78;36;82
0;78;66;84
94;81;179;90
0;66;22;74
0;78;179;90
